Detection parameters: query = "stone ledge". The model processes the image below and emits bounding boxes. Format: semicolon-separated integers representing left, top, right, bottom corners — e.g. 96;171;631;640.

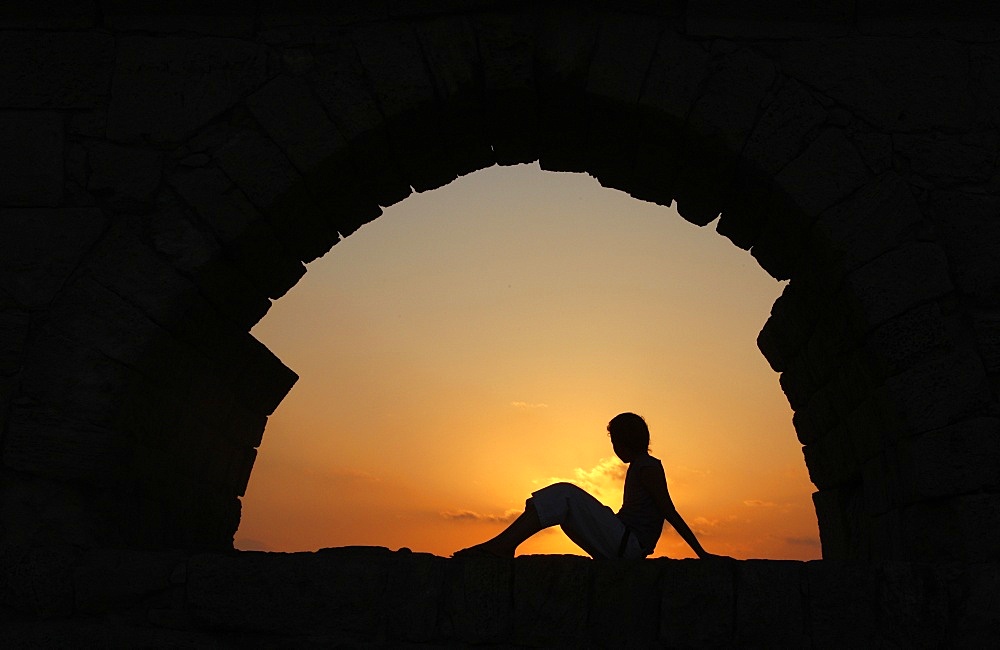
2;545;997;646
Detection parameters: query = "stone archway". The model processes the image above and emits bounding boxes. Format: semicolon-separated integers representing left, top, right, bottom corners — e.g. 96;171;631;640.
1;3;997;563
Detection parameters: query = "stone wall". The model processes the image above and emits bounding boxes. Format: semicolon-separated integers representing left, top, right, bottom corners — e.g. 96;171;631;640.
1;0;999;564
3;546;997;647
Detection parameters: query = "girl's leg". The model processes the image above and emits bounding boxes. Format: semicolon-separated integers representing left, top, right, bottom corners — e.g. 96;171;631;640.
531;482;628;559
453;502;543;558
454;482;628;559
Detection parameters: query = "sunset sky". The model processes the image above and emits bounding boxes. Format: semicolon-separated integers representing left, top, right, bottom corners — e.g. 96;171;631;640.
237;163;821;560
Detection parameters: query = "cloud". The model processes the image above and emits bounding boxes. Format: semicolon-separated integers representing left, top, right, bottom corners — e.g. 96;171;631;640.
784;536;821;547
743;499;779;508
440;509;520;524
511;401;549;409
537;456;627;500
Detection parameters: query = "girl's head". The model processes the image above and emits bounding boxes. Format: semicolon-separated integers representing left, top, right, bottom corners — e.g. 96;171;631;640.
607;412;650;460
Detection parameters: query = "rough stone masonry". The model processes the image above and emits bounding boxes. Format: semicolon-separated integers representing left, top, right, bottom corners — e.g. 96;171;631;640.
1;0;999;645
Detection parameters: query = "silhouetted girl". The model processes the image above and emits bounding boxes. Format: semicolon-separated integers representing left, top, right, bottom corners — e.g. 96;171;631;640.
453;412;726;560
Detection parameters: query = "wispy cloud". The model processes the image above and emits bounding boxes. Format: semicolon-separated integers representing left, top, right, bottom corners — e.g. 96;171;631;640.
743;499;778;508
440;509;520;524
510;401;549;409
784;536;821;547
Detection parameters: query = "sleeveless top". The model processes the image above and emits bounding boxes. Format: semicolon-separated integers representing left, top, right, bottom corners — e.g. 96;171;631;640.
616;453;664;554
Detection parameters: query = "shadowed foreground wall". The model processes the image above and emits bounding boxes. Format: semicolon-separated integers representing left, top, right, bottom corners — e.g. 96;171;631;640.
1;0;999;579
3;546;998;647
2;0;1000;644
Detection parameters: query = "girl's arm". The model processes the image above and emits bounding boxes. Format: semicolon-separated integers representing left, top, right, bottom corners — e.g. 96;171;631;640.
638;465;722;559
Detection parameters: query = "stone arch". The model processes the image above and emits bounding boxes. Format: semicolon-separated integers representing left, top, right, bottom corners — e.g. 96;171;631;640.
1;3;997;562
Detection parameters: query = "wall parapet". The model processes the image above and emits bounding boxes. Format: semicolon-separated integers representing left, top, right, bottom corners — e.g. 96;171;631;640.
2;545;996;646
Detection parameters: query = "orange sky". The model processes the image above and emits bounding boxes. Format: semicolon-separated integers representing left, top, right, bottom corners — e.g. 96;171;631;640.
238;163;821;560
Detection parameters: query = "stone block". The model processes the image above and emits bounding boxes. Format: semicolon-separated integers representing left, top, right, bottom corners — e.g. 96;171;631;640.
793;385;837;446
588;559;663;646
168;166;307;299
384;551;446;642
929;191;1000;305
0;0;95;28
972;312;1000;373
233;333;298;416
859;0;1000;39
896;417;1000;503
472;13;540;165
188;549;393;634
352;22;456;192
844;243;953;330
417;16;494;176
629;30;711;211
247;75;351;175
804;424;858;490
742;78;827;180
512;555;591;645
719;79;826;251
0;31;113;108
776;128;872;221
532;18;594;176
844;397;890;464
3;404;132;484
687;0;853;38
86;141;163;208
750;190;811;280
107;35;268;144
955;562;1000;646
861;453;892;515
221;403;267;449
571;12;658;180
258;0;388;43
246;74;384;237
0;544;79;618
902;495;1000;562
879;561;959;642
779;351;817;412
0;308;29;376
147;205;271;329
44;274;182;376
443;556;513;643
972;43;1000;128
811;172;925;277
805;560;878;648
0;111;64;206
775;38;974;131
0;207;106;309
103;0;255;36
308;44;412;207
687;46;776;164
812;488;850;559
74;548;184;614
734;560;807;646
224;446;256;497
866;302;954;376
894;131;996;185
756;284;812;372
884;351;993;436
214;128;337;263
659;559;735;647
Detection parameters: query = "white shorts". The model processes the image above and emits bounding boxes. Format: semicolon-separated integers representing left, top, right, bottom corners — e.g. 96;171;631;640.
527;482;646;559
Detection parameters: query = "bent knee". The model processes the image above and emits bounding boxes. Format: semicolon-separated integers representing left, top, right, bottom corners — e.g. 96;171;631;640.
539;482;587;497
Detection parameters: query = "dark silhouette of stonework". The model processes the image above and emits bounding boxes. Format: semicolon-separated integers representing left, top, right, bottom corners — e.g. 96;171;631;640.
1;0;998;644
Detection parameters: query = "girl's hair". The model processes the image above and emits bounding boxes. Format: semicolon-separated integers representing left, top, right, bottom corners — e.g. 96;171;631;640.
607;412;650;452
